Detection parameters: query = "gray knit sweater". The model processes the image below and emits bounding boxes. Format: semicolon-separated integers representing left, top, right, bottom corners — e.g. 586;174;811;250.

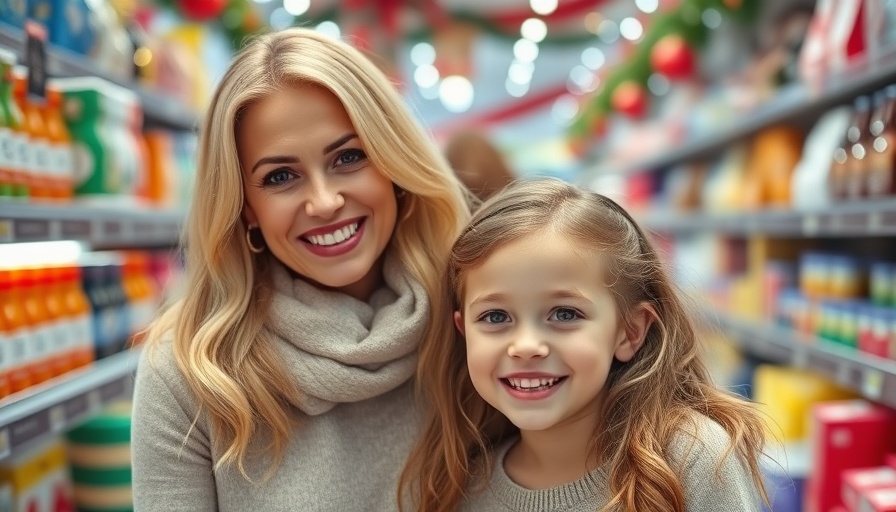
132;255;428;511
460;417;761;512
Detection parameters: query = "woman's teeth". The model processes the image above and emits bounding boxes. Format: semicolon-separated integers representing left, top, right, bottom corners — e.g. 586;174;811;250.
306;222;359;246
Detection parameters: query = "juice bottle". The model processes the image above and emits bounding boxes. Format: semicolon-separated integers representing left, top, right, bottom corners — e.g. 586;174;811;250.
0;313;12;399
124;252;158;345
846;95;873;200
0;269;33;392
866;85;896;198
12;70;52;200
62;266;94;369
42;85;74;201
40;267;73;377
18;268;53;384
0;51;27;198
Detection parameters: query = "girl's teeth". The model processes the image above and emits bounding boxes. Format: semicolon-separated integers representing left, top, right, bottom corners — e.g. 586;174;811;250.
507;377;560;390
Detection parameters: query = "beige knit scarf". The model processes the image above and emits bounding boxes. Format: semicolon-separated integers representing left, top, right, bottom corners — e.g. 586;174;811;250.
266;252;429;416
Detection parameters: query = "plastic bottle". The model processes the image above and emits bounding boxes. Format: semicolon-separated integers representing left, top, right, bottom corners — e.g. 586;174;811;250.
42;84;74;201
0;312;12;399
40;267;73;377
0;269;33;392
846;96;873;199
12;70;51;200
18;268;54;384
866;85;896;198
0;52;27;198
61;265;94;369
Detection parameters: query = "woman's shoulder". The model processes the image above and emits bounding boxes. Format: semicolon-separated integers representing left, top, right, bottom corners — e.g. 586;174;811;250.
133;338;200;414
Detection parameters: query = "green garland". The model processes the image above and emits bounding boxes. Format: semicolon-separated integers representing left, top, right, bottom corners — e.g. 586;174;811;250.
569;0;760;140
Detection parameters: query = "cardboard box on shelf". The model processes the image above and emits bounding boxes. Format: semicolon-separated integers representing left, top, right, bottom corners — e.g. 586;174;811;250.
843;467;896;511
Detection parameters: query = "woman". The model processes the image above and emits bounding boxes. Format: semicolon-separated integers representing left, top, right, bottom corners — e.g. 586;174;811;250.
131;28;470;511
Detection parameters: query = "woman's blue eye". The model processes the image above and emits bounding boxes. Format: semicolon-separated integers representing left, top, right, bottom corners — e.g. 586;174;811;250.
263;169;293;186
550;308;581;322
480;311;510;324
334;148;367;167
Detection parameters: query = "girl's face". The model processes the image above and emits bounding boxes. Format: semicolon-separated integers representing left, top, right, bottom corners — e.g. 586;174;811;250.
455;231;638;434
238;85;398;301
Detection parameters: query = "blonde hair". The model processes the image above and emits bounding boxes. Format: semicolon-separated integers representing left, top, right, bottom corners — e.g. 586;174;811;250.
444;130;515;201
145;28;470;478
400;179;768;511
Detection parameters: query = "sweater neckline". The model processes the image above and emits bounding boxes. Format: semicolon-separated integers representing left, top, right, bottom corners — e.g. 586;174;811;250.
487;438;610;512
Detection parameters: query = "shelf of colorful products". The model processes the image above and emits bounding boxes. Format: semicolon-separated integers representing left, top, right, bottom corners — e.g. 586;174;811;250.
0;24;197;131
703;308;896;409
0;346;140;463
584;50;896;179
0;202;183;247
640;198;896;237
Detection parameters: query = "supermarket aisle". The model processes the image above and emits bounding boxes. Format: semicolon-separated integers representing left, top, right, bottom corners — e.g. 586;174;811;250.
1;0;896;511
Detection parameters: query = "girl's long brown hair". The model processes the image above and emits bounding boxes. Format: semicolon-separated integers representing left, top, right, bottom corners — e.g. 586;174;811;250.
399;179;768;511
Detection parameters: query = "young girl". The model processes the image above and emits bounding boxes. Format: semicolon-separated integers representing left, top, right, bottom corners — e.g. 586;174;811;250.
401;179;768;512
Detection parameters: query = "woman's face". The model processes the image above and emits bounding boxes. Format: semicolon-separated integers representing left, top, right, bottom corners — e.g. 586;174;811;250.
237;84;398;300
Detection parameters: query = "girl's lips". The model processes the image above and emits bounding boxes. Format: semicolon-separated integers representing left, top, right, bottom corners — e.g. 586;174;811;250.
299;218;366;257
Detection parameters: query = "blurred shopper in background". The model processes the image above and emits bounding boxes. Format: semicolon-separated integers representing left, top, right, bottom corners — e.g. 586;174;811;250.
444;129;516;202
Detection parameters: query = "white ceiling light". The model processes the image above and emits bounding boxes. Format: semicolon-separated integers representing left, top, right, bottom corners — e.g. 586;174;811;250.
283;0;310;16
513;39;539;62
410;42;436;66
530;0;558;16
508;60;535;84
581;47;605;70
316;21;341;39
269;8;295;30
506;78;529;98
619;17;643;41
414;64;440;89
635;0;659;14
439;75;474;113
521;18;547;43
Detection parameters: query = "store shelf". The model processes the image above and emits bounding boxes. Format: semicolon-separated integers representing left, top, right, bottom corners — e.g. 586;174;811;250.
0;348;141;461
0;202;183;247
640;199;896;237
0;24;198;131
704;309;896;409
584;50;896;178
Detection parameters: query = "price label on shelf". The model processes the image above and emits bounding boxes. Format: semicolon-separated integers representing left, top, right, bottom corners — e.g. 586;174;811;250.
868;212;883;233
87;390;102;414
0;220;12;242
802;215;819;236
0;429;9;459
862;369;884;400
792;345;808;368
49;405;64;433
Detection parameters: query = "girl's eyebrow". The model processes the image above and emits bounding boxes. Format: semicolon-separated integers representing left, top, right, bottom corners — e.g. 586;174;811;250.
468;292;509;308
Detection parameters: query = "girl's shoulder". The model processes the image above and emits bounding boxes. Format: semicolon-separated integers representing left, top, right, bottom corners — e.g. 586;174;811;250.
668;412;736;467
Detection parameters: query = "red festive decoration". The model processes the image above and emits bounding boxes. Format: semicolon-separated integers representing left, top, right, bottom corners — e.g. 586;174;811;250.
611;81;648;118
650;34;696;80
177;0;227;21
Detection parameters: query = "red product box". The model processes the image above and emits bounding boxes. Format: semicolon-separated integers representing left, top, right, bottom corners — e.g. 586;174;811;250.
806;400;896;512
843;467;896;511
887;454;896;471
859;486;896;512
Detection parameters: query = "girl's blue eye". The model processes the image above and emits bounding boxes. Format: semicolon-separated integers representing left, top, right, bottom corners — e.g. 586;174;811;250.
334;148;367;168
263;169;293;186
550;307;581;322
480;311;510;324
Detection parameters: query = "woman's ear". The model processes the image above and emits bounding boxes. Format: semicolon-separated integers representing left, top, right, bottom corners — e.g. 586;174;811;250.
453;311;465;336
614;302;654;362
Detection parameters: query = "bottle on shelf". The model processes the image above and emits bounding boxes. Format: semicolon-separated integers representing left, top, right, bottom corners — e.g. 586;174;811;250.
0;50;27;199
42;84;74;201
59;266;94;370
0;269;33;394
866;85;896;198
39;267;73;378
18;268;54;386
846;95;873;200
12;69;52;201
81;264;114;363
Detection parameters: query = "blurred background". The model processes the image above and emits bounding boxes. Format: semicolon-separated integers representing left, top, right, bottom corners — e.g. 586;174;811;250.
3;1;896;512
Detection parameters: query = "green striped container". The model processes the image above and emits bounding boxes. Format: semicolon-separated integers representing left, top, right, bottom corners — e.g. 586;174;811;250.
66;401;132;512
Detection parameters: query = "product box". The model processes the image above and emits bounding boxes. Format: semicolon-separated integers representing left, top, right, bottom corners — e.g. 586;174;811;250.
859;485;896;512
887;454;896;470
805;400;896;512
0;440;74;512
843;467;896;511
